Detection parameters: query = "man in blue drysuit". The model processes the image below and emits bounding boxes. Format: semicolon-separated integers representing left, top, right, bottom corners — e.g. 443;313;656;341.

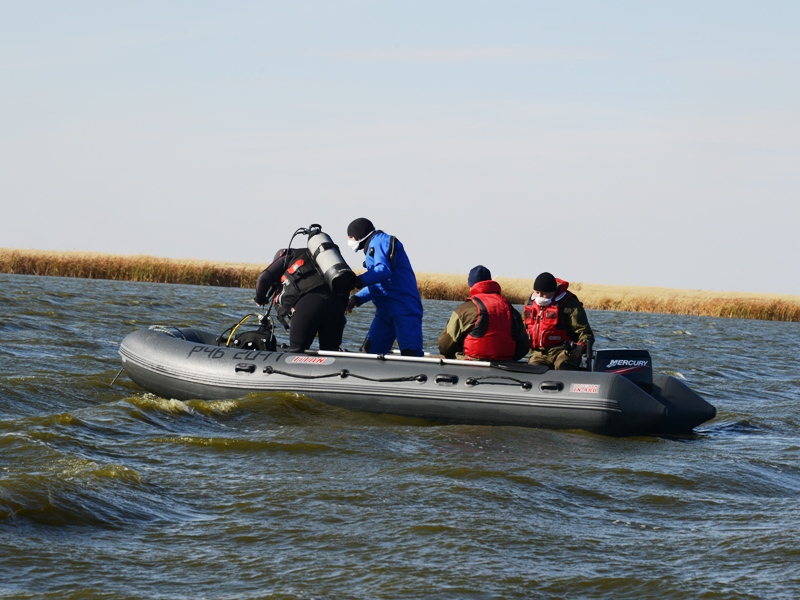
345;218;424;357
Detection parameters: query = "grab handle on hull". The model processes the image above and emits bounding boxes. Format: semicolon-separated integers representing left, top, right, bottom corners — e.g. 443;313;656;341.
539;381;564;393
235;363;257;374
435;374;459;387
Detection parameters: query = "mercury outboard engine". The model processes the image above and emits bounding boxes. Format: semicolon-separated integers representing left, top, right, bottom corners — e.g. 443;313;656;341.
306;224;357;295
592;349;653;391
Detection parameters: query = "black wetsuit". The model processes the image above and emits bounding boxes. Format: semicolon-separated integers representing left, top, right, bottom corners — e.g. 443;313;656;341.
254;249;347;352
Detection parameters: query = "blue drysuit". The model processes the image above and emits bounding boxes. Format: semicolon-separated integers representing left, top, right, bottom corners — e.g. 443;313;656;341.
352;231;424;356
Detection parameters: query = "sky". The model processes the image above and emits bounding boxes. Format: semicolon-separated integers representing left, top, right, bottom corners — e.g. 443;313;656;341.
1;1;799;295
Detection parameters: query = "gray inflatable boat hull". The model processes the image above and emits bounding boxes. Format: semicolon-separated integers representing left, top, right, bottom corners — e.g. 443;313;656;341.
118;327;716;437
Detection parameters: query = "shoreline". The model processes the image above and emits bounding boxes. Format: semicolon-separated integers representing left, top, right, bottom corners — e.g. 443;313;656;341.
3;248;800;322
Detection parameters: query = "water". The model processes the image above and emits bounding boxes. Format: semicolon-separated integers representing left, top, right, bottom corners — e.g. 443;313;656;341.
2;273;799;599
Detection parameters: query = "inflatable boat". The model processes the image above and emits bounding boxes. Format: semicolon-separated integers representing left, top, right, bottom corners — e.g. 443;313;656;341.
117;325;716;437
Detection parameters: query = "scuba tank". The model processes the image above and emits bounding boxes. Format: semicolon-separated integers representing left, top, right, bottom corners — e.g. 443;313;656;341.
306;224;357;295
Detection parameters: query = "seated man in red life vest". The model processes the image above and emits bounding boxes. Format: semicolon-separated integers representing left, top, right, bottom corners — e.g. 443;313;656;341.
438;265;530;361
523;272;595;370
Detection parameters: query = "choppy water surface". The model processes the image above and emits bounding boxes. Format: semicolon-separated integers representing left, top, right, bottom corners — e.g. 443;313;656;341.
1;273;799;599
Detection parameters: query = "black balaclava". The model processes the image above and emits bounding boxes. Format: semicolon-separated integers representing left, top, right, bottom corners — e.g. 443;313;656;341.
347;218;376;251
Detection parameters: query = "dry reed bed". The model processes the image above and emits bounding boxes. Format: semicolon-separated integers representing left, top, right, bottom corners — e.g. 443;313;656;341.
0;249;260;288
3;249;800;322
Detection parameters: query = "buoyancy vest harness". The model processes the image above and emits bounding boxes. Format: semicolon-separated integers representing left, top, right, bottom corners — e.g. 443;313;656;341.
273;248;328;328
463;280;517;361
523;281;576;350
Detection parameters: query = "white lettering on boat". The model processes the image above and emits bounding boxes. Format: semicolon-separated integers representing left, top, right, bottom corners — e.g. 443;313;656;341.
286;356;335;365
607;359;649;368
572;383;600;394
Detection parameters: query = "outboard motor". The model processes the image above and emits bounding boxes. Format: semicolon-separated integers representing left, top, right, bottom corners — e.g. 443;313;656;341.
593;349;653;390
306;224;357;295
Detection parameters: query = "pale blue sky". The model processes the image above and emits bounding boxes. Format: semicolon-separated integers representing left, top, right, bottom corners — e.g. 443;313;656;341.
2;1;798;294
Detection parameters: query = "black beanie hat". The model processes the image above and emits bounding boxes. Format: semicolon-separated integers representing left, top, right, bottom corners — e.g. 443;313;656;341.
347;218;375;240
533;272;558;293
468;265;491;287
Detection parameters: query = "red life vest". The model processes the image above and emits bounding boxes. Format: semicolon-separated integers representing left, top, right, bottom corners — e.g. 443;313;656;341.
523;280;575;349
463;280;516;361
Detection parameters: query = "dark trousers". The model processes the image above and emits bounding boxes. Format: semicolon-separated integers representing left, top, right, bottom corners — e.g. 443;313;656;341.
288;292;347;352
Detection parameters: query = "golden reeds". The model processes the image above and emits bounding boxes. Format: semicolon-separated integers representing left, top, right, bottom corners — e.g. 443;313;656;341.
0;249;261;288
3;248;800;322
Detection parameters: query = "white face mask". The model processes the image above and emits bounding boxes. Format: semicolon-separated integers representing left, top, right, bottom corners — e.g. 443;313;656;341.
534;295;553;307
347;233;371;252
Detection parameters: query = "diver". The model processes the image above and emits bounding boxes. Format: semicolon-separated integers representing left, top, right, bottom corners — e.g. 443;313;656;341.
254;226;353;352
